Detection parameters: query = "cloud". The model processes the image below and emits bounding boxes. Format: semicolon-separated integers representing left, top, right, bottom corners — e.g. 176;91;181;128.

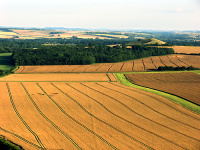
157;8;192;14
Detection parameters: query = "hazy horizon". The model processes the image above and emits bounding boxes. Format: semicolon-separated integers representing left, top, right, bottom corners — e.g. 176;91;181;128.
1;0;200;31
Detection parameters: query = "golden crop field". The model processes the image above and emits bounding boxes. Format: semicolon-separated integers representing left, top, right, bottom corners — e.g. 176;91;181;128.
173;46;200;54
0;77;200;149
0;73;114;82
16;54;200;73
156;46;200;54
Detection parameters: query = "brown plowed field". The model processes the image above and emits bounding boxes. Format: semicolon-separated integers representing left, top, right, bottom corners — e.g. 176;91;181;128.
125;72;200;105
0;81;200;149
15;54;200;73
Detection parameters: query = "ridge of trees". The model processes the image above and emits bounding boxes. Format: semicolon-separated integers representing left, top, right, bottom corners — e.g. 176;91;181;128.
0;38;175;66
12;45;174;66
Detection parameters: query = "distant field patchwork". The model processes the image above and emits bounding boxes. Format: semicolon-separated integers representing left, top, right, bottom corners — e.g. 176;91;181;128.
0;30;129;39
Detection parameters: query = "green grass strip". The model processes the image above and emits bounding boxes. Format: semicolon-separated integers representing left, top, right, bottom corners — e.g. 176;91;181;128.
115;73;200;114
0;137;22;150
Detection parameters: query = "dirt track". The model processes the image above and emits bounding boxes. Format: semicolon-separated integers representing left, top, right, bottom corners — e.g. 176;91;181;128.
0;81;200;149
125;72;200;105
15;54;200;73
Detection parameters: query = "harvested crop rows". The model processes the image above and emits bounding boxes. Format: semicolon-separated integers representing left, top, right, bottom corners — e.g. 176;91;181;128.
0;73;114;82
15;54;200;73
154;46;200;54
173;46;200;54
125;72;200;105
0;81;200;149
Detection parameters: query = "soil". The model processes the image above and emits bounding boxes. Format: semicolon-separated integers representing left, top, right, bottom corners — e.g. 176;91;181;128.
125;72;200;105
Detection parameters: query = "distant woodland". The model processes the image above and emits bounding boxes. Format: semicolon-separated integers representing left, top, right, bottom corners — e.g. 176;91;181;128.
0;38;175;66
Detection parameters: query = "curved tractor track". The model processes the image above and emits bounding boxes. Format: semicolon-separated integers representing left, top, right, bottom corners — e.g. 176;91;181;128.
0;73;200;149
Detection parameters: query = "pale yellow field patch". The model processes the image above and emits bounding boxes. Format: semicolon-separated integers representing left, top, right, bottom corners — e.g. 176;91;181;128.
0;73;110;82
173;46;200;54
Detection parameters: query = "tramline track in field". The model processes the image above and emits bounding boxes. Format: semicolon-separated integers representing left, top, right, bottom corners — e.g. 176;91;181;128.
36;83;118;150
95;83;200;141
109;82;200;125
120;62;125;71
20;83;82;150
78;83;199;149
150;58;157;68
50;83;154;149
6;83;46;149
159;57;166;66
0;127;42;149
66;83;189;149
176;55;190;66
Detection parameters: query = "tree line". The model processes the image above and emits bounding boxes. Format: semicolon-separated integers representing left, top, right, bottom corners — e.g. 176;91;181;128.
0;38;174;66
12;44;174;66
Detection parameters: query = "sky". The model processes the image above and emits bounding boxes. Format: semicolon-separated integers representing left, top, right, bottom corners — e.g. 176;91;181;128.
0;0;200;30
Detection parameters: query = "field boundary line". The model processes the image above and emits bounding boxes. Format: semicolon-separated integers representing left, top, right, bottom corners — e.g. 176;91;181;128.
52;83;154;150
114;74;200;116
0;127;42;149
167;56;179;67
37;83;118;150
20;83;82;150
95;83;200;142
6;83;45;149
80;83;190;149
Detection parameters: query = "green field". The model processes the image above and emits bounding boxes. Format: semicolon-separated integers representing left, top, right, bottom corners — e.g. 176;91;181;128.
0;137;22;150
0;53;13;71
